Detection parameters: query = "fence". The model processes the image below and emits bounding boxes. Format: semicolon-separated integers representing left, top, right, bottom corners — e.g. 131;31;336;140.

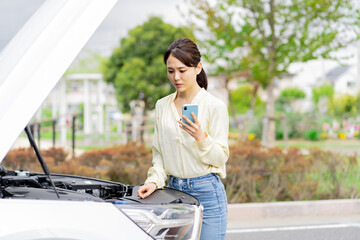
28;113;154;155
29;113;81;156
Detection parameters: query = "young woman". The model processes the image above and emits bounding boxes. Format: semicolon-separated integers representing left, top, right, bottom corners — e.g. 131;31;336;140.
137;38;229;240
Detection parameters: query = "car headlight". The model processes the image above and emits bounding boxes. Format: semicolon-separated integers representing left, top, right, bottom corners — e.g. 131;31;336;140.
116;204;203;240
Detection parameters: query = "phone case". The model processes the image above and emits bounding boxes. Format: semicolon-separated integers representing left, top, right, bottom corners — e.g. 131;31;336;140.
182;104;198;125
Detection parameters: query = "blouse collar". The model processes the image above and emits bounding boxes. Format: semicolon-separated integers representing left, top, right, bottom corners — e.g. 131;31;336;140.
171;87;207;104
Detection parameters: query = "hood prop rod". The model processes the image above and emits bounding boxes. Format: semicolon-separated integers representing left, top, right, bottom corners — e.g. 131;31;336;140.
25;125;60;199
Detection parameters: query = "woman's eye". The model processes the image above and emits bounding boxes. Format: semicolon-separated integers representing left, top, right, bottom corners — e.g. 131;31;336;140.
168;70;174;74
180;70;186;73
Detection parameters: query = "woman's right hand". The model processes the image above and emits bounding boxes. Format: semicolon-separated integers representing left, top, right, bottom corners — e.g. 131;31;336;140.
137;182;157;199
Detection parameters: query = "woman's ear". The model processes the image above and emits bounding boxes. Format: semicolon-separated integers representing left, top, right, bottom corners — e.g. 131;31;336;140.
196;62;202;75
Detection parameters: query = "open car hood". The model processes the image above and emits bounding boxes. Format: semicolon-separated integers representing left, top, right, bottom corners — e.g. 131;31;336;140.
0;0;117;162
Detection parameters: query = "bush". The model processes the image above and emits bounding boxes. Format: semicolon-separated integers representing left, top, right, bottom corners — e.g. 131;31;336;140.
224;140;360;203
3;142;151;186
4;141;360;203
225;139;318;203
304;129;320;141
105;142;152;185
3;148;38;171
249;113;306;140
3;147;68;172
74;142;152;184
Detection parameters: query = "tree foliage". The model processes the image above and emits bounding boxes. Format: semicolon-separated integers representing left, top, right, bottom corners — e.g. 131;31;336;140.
280;88;306;101
230;84;264;115
102;16;194;113
67;50;105;74
277;87;306;112
185;0;360;146
312;83;334;114
333;94;359;118
312;84;334;104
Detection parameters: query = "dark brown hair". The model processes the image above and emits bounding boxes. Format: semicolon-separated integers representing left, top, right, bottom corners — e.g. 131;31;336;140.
164;38;208;90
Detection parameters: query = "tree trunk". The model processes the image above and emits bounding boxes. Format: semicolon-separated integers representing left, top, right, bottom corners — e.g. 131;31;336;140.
264;80;276;147
225;75;241;134
228;94;240;127
263;0;277;147
249;81;260;112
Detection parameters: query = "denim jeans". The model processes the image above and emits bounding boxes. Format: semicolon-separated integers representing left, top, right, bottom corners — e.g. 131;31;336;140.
168;173;228;240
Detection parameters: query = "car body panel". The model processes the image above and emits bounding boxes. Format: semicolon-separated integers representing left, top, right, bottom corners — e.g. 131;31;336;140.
0;0;117;162
0;0;153;238
0;199;151;240
0;1;203;239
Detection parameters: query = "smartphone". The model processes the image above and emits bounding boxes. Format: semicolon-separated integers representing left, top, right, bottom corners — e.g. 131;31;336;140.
182;104;198;125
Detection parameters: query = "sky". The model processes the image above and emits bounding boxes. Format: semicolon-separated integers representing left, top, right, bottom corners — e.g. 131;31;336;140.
1;0;358;75
0;0;184;57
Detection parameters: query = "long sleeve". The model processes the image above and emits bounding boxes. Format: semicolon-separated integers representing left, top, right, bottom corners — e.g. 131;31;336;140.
144;103;167;188
143;88;229;183
196;100;229;167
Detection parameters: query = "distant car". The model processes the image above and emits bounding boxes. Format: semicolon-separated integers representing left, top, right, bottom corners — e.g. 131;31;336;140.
0;1;203;239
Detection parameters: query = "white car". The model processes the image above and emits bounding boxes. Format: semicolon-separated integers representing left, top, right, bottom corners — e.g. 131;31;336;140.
0;1;203;239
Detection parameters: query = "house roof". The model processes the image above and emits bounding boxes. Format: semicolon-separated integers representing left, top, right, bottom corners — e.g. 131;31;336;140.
325;65;352;81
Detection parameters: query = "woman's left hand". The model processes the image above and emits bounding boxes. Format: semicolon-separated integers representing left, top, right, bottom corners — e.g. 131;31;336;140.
178;112;207;141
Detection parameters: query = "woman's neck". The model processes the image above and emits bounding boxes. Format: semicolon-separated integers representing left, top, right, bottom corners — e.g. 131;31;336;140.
176;85;202;104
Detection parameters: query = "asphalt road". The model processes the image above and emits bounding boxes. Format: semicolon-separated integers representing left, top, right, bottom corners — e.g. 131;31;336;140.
226;223;360;240
225;200;360;240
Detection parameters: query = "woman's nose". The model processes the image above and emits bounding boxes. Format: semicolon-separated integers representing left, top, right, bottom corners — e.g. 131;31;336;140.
174;71;181;80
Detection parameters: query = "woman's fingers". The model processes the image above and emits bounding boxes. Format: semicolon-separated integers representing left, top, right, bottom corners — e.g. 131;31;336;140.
191;112;200;124
137;183;156;199
182;115;194;126
177;114;204;140
178;118;195;133
137;186;146;198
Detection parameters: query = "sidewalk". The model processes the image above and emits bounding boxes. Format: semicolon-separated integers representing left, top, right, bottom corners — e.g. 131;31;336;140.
227;199;360;229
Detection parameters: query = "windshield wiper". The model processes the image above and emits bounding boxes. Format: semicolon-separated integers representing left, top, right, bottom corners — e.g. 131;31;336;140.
25;125;60;199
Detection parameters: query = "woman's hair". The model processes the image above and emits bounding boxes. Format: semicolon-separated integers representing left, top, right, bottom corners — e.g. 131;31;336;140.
164;38;208;90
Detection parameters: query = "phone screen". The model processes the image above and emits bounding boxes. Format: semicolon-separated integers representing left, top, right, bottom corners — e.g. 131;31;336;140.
182;104;198;125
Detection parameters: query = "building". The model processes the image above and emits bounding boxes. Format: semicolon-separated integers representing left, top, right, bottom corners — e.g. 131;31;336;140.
38;73;124;146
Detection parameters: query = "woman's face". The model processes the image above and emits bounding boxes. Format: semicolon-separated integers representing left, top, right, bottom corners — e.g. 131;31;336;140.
166;54;202;93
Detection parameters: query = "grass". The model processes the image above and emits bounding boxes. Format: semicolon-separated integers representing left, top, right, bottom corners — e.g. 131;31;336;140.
76;145;108;151
38;128;360;154
276;139;360;150
39;129;121;141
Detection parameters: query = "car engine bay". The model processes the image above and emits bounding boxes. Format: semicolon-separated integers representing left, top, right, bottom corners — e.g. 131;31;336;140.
0;166;200;206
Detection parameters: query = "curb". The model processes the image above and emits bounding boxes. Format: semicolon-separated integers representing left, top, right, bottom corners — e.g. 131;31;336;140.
227;199;360;222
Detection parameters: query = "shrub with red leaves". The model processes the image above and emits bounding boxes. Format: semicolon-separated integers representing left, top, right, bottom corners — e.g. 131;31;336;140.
3;140;359;203
225;139;359;203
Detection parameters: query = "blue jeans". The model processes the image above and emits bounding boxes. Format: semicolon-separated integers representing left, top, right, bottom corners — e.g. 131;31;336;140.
168;173;228;240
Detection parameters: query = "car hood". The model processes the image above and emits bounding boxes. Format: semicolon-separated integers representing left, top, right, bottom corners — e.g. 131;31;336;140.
0;0;117;162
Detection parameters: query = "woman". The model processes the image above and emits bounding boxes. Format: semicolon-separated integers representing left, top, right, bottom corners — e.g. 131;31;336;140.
137;38;229;240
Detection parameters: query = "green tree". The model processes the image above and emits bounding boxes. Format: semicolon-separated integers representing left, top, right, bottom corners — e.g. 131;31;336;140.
185;0;360;146
333;94;359;118
312;84;334;114
102;16;194;113
312;84;334;105
230;84;264;115
230;84;265;139
278;87;306;112
67;50;105;74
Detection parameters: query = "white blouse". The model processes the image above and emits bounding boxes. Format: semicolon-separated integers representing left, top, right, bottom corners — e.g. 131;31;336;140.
144;88;229;188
